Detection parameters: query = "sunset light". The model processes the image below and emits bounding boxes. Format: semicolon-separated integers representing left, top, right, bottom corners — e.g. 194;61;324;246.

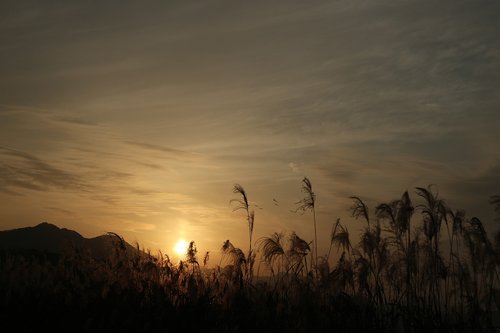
174;239;188;257
1;1;499;331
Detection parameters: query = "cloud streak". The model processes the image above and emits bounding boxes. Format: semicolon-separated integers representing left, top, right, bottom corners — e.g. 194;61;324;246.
0;146;88;193
124;141;203;161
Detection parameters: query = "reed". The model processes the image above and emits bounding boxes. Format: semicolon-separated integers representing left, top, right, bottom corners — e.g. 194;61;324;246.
1;183;498;332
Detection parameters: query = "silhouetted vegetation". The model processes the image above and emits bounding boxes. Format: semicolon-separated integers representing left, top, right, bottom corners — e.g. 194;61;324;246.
0;180;499;332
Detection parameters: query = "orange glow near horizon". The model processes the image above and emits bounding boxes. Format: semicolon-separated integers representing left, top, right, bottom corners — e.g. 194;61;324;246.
0;0;499;276
174;239;188;257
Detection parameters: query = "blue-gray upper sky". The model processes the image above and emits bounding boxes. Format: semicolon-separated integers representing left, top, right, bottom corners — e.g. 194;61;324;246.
1;0;499;260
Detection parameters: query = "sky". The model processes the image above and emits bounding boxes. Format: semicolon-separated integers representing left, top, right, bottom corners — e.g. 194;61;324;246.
1;0;499;263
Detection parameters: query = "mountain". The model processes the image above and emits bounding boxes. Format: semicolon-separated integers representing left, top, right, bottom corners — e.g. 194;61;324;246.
0;222;137;259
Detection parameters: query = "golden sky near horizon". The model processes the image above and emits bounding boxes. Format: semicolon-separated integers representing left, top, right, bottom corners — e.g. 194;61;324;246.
1;0;499;263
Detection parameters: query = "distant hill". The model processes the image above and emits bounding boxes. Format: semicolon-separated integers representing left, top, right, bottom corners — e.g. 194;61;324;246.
0;222;137;260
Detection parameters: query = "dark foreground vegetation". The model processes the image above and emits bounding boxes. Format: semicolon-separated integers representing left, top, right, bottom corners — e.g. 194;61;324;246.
1;181;500;332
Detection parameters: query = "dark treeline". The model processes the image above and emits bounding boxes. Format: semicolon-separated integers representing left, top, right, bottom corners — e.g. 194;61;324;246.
1;180;499;332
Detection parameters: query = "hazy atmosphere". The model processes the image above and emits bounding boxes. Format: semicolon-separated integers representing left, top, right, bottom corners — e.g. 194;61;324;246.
1;0;499;261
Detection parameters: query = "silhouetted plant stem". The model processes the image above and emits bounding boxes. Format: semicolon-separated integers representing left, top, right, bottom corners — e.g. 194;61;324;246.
295;177;317;274
313;205;318;271
230;184;255;283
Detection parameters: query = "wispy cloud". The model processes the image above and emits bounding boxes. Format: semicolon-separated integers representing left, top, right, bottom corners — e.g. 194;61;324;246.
51;116;98;126
45;206;75;216
124;141;202;161
0;146;88;193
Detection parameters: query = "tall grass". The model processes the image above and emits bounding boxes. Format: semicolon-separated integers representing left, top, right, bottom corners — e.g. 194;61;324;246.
295;177;318;273
0;181;499;332
230;184;255;282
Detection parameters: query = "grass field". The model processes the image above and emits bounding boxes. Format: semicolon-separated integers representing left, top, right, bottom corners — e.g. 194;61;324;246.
1;182;499;332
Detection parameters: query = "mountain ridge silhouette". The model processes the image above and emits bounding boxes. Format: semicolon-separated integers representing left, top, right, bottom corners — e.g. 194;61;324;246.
0;222;136;259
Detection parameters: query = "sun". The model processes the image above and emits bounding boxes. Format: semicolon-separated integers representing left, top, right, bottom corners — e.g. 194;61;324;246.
174;239;188;256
